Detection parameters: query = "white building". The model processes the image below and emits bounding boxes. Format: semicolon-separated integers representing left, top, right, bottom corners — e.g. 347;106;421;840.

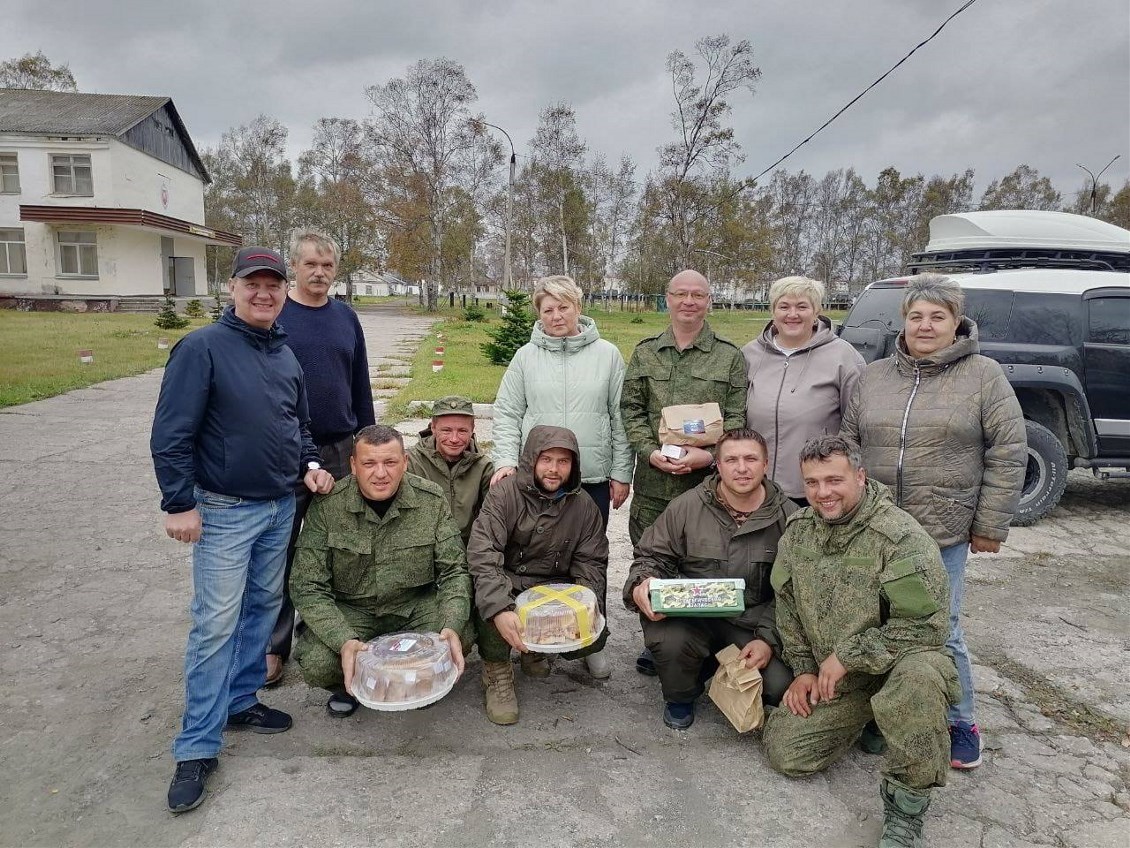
0;90;239;297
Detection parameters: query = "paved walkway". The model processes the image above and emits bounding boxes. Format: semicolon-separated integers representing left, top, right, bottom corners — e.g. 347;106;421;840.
0;305;1127;847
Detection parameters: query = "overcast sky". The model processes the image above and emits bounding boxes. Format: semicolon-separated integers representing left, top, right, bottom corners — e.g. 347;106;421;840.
5;0;1129;198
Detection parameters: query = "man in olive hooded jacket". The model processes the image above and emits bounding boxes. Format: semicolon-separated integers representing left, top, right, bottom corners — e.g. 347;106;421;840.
625;428;795;729
407;395;494;545
467;425;608;725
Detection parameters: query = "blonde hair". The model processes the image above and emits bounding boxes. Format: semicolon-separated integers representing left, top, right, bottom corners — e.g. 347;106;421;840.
532;274;584;313
769;276;825;312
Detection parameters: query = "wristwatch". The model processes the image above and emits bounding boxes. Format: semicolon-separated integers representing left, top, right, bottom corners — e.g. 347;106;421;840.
306;461;322;473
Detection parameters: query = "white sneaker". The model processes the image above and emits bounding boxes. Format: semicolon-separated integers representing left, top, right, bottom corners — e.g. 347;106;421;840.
585;649;612;680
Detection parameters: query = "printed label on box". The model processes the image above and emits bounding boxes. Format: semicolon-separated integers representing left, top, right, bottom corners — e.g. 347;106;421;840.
682;419;706;435
389;638;417;652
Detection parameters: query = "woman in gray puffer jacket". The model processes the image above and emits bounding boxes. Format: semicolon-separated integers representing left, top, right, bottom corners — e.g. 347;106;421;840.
840;273;1026;771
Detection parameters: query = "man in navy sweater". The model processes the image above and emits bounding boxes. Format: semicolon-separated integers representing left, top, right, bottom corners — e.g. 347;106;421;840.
265;229;375;683
151;246;335;814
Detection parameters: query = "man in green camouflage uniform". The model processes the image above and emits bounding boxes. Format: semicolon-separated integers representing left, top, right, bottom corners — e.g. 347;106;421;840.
291;425;474;717
763;436;959;848
407;395;494;545
620;269;747;674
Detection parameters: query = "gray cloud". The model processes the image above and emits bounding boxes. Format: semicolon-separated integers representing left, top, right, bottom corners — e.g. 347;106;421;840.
4;0;1127;196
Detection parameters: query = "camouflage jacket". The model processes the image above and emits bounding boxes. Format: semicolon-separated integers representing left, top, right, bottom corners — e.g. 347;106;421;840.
290;473;472;652
770;479;950;684
624;475;796;649
619;322;747;504
407;431;494;545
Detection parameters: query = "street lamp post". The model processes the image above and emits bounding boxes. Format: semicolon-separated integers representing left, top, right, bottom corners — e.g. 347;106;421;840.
476;120;516;291
1075;155;1121;216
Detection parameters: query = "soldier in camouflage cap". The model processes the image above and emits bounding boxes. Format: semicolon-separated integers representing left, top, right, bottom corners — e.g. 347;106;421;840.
762;436;959;848
407;396;494;545
290;425;474;718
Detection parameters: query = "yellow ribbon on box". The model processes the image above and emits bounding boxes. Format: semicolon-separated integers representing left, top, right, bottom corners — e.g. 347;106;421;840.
517;584;595;647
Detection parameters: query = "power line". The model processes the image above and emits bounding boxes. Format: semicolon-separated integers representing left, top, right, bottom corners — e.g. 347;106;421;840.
751;0;981;182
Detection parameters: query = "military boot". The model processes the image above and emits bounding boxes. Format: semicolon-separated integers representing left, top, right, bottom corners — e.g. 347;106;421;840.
482;661;519;725
520;652;550;678
878;778;930;848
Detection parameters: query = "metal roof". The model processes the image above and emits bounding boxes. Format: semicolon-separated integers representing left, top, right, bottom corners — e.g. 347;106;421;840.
0;89;209;181
925;210;1130;254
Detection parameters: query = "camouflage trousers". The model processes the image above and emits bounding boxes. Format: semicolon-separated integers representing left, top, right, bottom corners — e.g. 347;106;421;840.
628;494;671;546
295;598;475;691
762;650;958;791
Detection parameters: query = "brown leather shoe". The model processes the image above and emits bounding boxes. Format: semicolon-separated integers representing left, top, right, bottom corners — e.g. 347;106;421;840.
264;654;284;687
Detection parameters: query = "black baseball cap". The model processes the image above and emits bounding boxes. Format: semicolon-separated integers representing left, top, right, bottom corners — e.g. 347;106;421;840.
232;246;288;281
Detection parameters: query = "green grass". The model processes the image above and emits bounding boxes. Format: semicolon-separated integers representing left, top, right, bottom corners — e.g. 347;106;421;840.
379;305;846;422
0;311;207;408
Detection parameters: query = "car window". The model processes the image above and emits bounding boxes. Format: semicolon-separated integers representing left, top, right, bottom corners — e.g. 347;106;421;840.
963;290;1012;340
843;286;905;330
1088;297;1130;345
1008;293;1084;346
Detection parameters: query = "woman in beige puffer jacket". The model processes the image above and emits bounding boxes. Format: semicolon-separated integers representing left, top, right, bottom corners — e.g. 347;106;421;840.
840;273;1025;770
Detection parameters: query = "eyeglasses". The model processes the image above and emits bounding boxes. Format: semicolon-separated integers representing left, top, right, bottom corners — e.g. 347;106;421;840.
667;290;709;302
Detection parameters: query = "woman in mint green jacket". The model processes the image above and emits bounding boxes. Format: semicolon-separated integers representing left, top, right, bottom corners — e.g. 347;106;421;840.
488;276;632;680
490;276;634;520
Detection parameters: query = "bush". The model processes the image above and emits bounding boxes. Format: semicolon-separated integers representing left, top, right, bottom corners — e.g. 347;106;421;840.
481;289;534;365
210;296;224;322
630;315;645;324
184;299;205;318
462;304;486;322
154;294;189;330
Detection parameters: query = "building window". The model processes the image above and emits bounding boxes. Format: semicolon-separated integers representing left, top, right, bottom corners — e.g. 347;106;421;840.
0;228;26;275
57;230;98;277
0;153;18;193
51;154;93;195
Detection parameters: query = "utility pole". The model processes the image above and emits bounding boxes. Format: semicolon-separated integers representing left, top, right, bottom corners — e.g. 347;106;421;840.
476;119;516;291
1075;155;1120;216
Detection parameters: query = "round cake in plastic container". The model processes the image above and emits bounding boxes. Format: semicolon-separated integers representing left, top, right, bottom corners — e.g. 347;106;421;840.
516;582;605;653
350;631;458;711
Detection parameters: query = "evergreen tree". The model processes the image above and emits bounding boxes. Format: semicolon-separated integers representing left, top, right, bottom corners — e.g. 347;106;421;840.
481;290;534;365
155;294;189;330
210;294;225;322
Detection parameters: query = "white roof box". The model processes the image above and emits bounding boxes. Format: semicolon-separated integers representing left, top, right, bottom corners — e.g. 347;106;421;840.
925;210;1130;254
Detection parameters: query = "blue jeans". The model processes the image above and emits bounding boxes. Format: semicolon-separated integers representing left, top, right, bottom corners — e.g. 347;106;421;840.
172;487;295;762
940;542;975;725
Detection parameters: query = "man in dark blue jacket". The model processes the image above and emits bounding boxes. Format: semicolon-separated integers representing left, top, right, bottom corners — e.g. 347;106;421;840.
265;228;375;684
151;246;335;815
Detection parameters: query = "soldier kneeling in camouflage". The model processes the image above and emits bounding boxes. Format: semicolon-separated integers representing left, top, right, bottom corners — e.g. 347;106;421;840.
290;425;474;717
763;436;959;848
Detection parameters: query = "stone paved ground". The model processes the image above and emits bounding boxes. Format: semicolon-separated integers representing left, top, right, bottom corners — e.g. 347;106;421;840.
0;305;1127;847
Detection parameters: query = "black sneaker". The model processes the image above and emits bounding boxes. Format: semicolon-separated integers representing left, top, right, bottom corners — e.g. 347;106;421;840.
226;702;292;734
636;648;658;676
167;757;218;814
327;691;360;718
663;700;695;730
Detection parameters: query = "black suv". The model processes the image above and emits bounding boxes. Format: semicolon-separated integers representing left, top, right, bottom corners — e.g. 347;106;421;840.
839;213;1130;525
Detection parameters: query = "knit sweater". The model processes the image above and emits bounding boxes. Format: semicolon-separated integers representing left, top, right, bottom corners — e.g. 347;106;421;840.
278;297;375;443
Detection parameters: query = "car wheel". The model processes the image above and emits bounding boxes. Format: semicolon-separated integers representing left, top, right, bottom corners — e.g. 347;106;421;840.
1013;419;1068;526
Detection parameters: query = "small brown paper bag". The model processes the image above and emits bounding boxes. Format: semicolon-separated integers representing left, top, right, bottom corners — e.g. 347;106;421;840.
658;402;723;447
708;644;765;732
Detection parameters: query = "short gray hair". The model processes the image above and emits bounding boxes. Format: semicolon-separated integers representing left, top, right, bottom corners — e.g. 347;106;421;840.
532;275;584;313
798;435;863;472
769;276;824;312
902;273;964;319
288;228;341;266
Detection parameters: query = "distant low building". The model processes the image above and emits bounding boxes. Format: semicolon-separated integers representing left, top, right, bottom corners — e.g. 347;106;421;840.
0;89;240;297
